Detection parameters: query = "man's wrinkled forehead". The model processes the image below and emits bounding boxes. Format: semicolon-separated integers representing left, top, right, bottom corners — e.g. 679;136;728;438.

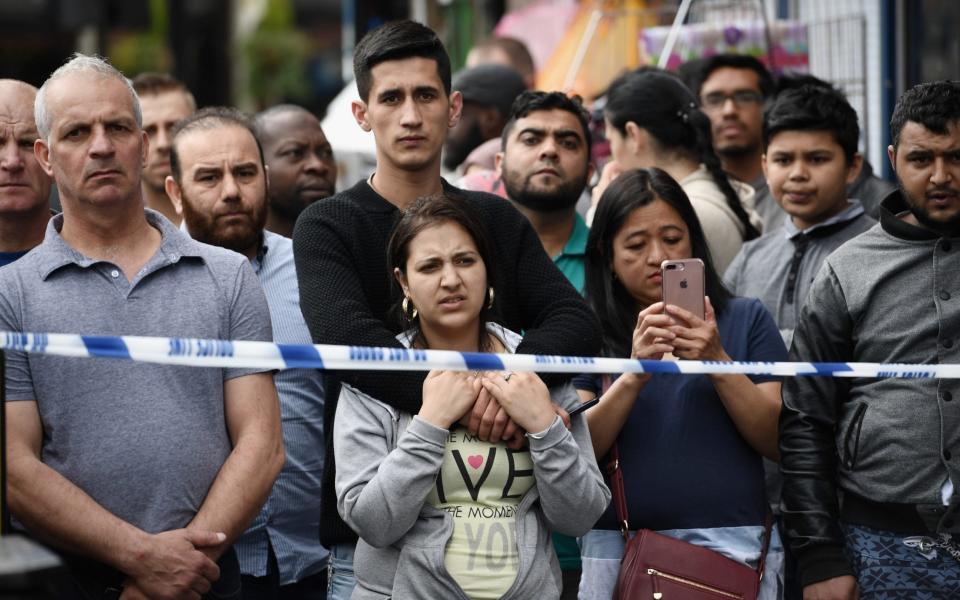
0;82;38;130
45;72;137;124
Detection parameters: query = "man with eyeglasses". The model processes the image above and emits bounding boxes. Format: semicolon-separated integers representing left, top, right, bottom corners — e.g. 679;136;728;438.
694;55;782;231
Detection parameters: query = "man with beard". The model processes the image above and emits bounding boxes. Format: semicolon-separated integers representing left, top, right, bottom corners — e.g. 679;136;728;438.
443;64;526;174
0;79;53;267
253;105;337;238
132;72;196;226
166;106;330;599
779;80;960;599
495;90;593;599
2;55;282;599
497;91;593;294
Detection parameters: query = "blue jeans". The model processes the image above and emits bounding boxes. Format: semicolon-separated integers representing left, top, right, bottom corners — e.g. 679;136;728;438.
326;543;357;600
578;526;784;600
842;523;960;599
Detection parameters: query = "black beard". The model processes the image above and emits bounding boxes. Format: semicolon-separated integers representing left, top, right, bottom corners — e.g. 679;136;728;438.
502;168;587;213
180;189;268;255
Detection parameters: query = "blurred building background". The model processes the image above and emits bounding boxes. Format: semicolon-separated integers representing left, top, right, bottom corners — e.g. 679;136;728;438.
0;0;956;182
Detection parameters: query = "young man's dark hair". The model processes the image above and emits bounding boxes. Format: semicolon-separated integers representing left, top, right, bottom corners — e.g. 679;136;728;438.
694;54;774;99
500;91;593;152
169;106;265;183
763;84;860;163
889;79;960;149
352;20;452;102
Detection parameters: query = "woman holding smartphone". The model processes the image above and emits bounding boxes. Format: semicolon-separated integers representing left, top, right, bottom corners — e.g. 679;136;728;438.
334;194;609;600
576;169;786;599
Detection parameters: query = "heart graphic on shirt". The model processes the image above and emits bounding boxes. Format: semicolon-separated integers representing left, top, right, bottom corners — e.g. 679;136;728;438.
467;455;484;469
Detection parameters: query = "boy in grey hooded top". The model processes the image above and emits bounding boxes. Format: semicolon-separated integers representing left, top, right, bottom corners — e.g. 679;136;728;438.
334;325;610;599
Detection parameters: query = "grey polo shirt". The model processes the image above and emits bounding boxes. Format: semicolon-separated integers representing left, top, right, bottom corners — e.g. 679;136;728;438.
0;209;272;534
725;201;875;346
750;174;787;233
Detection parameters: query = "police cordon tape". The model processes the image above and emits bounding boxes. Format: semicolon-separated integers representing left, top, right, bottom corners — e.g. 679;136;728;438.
2;330;958;379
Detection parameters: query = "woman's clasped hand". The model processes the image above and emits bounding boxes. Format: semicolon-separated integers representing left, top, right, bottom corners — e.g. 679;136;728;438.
633;298;730;362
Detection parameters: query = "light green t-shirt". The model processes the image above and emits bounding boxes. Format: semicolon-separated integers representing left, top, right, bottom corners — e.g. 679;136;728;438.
425;426;535;599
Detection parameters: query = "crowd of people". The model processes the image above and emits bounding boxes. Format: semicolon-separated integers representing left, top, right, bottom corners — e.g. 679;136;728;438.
0;16;958;600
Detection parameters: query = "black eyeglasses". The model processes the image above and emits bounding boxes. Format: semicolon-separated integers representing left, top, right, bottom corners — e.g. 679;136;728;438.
701;90;763;110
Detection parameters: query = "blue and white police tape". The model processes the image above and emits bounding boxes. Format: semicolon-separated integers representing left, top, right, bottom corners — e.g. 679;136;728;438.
2;330;958;379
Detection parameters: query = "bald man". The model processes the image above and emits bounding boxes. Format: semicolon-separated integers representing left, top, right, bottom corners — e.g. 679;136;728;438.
253;105;337;238
0;79;52;267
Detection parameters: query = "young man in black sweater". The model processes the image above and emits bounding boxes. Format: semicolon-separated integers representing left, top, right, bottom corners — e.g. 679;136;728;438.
292;20;601;598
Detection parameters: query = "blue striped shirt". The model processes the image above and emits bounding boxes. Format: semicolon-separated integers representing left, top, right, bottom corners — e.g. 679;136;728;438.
236;230;328;583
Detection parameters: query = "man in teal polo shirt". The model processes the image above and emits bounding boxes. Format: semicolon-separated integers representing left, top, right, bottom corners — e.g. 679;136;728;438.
496;90;594;597
496;91;593;294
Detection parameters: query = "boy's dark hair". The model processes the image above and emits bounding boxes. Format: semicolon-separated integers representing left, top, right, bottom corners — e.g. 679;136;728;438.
693;54;774;99
763;84;860;163
772;72;835;97
353;20;452;102
890;80;960;149
500;91;593;153
169;106;265;183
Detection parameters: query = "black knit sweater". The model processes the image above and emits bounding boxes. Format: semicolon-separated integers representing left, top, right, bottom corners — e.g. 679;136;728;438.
292;178;602;547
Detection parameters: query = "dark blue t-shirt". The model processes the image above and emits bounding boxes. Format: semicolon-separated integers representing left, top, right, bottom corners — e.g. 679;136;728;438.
574;297;787;531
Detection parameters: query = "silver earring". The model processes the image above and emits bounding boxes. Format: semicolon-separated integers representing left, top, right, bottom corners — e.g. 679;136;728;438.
486;287;495;309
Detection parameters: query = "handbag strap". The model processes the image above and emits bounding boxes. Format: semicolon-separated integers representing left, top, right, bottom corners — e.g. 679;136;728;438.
600;375;632;540
600;375;775;577
606;443;630;539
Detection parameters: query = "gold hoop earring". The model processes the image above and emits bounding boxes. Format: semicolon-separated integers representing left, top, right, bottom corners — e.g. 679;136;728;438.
486;287;495;310
402;296;418;320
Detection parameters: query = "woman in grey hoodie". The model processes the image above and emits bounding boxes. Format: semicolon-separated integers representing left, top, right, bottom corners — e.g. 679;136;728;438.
334;194;610;600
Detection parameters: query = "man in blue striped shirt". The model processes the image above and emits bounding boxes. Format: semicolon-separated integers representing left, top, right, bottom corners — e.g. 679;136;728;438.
166;106;329;598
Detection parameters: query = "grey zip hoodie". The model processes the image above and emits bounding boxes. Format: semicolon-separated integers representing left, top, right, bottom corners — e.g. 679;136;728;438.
334;324;610;599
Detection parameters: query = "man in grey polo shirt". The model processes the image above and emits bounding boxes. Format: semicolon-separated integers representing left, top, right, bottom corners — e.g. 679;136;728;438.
0;54;284;599
166;106;329;599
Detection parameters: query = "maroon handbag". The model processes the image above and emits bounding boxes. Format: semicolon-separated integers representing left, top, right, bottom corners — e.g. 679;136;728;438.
600;377;772;600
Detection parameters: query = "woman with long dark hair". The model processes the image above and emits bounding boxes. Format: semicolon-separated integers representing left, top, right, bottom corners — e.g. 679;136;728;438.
576;169;785;599
334;194;609;600
601;69;762;273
